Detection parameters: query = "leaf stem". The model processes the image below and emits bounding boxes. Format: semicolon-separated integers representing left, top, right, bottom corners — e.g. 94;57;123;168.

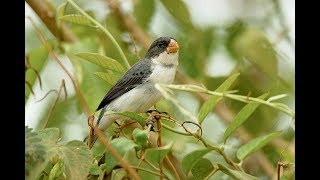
162;84;295;118
66;0;131;69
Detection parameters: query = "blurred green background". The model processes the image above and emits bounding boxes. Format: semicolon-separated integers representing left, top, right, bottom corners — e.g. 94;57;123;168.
25;0;294;179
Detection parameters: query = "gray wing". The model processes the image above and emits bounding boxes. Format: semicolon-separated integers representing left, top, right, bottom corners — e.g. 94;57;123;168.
96;59;152;111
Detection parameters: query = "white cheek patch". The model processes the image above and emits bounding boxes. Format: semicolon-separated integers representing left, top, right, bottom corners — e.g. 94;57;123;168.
151;52;179;66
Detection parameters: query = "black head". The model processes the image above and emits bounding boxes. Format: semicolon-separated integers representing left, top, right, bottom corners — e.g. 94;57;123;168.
145;37;179;59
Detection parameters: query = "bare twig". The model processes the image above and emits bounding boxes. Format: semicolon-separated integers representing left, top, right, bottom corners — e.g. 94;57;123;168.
28;16;91;117
93;126;140;180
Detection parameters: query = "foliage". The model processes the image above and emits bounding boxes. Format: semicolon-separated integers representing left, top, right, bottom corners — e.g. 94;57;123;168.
25;0;295;179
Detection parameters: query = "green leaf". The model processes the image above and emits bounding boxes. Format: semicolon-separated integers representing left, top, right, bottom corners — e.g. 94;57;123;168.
218;163;259;180
108;111;146;127
76;52;125;73
198;73;240;124
145;142;173;165
59;14;94;27
133;0;155;28
237;131;281;160
133;128;149;149
57;140;93;180
267;94;288;102
181;147;214;173
160;0;193;29
232;28;278;76
37;128;60;142
190;158;214;179
94;72;120;86
223;93;269;143
89;162;101;176
25;128;61;179
105;137;139;172
56;2;67;28
48;160;64;180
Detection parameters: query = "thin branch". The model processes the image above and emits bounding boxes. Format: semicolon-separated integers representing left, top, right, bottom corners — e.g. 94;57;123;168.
67;0;130;69
130;166;167;179
28;16;91;117
94;126;140;180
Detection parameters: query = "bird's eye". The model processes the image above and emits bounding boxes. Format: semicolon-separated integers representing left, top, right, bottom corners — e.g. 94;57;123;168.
157;42;166;48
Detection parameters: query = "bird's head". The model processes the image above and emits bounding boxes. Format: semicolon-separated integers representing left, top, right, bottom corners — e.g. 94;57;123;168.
145;37;179;66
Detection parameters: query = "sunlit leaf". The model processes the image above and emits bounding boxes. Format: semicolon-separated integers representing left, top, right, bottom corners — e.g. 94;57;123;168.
145;142;173;165
198;73;240;124
181;147;214;173
190;158;214;179
267;94;288;102
223;93;269;143
237;131;281;160
48;160;64;180
218;163;259;180
76;52;125;73
60;14;94;27
56;2;67;28
94;72;120;86
133;0;155;28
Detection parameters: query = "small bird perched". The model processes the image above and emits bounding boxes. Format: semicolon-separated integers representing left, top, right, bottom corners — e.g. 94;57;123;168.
88;37;179;148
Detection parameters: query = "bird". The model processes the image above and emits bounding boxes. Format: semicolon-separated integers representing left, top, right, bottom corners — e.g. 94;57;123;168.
88;36;179;148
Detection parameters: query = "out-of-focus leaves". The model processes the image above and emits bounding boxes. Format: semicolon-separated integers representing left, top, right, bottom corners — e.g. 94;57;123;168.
198;73;240;124
57;140;92;180
89;161;102;176
76;52;125;73
223;93;269;143
133;0;155;29
237;131;281;160
60;14;94;27
160;0;193;30
232;27;278;76
94;72;120;86
190;158;214;179
48;159;64;180
179;28;216;78
133;128;149;149
145;142;173;165
104;137;139;172
181;147;214;174
217;163;259;180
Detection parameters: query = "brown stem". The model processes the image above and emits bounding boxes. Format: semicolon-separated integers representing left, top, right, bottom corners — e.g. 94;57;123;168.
94;126;140;180
26;0;77;43
28;17;91;117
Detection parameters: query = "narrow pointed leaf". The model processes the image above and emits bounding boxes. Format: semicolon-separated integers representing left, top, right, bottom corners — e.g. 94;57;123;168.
59;14;93;26
267;94;288;102
237;131;281;160
198;73;240;124
133;0;155;28
160;0;193;29
218;163;259;180
56;2;67;28
181;147;214;173
76;53;125;73
94;72;120;85
223;93;269;143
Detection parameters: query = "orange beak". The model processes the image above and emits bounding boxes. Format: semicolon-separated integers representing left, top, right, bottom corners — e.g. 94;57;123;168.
166;39;179;53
